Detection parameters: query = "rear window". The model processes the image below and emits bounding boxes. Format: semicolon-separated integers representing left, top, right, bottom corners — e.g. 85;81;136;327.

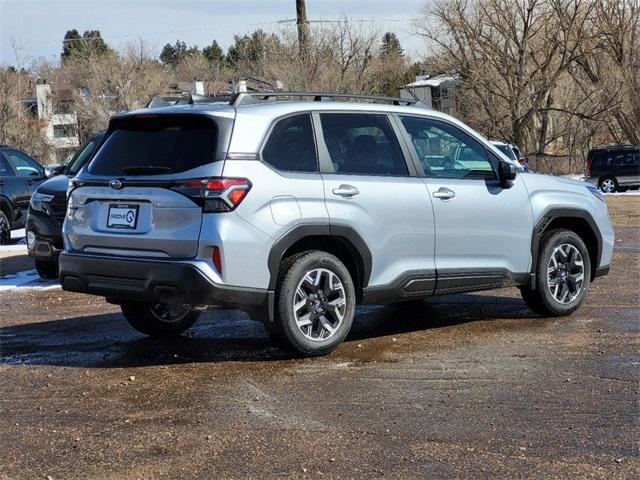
88;115;218;176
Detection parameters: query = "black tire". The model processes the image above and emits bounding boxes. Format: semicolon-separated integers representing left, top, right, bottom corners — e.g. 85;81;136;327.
0;210;10;245
520;229;591;316
267;250;356;356
120;301;200;337
35;259;58;279
598;176;618;193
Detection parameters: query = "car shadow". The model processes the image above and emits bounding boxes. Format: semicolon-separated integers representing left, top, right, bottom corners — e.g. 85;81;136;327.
0;293;536;368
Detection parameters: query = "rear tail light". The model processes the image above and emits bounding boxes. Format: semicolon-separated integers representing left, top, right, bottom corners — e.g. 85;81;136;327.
585;158;591;177
171;177;251;212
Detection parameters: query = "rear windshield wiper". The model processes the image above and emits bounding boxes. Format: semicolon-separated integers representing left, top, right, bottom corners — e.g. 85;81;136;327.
121;165;173;175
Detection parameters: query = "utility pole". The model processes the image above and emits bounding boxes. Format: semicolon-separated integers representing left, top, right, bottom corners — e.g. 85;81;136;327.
296;0;310;66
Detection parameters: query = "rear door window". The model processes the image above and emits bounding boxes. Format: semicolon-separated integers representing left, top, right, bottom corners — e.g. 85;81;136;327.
88;115;218;176
319;113;408;176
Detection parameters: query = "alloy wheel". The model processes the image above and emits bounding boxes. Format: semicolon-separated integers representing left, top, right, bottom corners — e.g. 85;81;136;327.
0;214;9;245
547;243;584;304
600;178;616;193
150;303;190;323
292;268;347;341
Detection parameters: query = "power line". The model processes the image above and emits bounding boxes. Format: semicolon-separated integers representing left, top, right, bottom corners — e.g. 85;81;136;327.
1;17;413;47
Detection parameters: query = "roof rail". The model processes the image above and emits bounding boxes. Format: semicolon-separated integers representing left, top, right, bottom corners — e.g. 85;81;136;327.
146;93;233;109
229;91;425;107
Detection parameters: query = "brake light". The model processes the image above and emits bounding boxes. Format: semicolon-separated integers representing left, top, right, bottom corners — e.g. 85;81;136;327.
171;177;251;212
585;158;591;178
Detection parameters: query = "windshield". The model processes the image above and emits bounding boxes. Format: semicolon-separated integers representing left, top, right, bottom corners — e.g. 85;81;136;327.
88;115;218;176
67;133;103;175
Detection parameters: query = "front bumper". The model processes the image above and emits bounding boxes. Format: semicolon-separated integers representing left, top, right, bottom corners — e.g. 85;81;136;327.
59;252;270;310
25;210;64;262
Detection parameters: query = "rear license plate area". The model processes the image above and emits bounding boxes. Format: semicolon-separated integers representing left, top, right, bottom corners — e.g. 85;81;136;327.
107;204;139;229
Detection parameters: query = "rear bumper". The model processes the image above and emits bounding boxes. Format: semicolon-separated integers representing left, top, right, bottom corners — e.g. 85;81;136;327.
59;252;269;309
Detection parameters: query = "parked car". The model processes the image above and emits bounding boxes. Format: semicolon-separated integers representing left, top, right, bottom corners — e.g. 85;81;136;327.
490;141;529;171
26;131;105;278
0;145;48;244
59;92;614;356
585;144;640;193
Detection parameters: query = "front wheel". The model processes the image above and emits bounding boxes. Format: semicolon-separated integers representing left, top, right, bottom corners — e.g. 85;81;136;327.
120;301;200;337
0;210;10;245
267;251;356;356
520;229;591;316
35;259;58;279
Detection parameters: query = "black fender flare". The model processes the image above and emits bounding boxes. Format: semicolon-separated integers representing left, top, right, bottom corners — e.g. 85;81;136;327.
267;223;372;290
530;208;603;284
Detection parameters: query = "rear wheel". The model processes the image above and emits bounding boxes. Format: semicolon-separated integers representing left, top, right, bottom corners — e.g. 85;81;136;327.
520;229;591;316
0;210;10;245
120;301;200;337
599;176;618;193
35;259;58;279
267;251;356;356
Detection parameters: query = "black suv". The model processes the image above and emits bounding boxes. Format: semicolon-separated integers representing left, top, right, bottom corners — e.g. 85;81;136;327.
0;145;47;244
586;144;640;193
26;131;104;278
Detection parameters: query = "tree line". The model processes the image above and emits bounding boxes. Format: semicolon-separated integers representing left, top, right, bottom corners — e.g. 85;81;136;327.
0;0;638;167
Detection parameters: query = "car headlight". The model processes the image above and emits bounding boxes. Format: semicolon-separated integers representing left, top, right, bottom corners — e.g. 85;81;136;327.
587;185;605;202
30;192;55;212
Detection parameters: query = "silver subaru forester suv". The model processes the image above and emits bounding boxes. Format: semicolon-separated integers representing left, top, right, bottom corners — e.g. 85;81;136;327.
60;92;614;356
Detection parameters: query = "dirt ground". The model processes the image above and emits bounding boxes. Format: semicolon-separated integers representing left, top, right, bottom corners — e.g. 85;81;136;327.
1;196;638;479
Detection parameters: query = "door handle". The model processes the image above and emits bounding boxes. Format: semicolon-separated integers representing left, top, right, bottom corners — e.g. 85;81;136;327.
432;187;456;200
332;184;360;198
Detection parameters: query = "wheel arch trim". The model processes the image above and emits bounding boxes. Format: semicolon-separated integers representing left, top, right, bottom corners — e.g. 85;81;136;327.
530;208;603;283
266;223;372;291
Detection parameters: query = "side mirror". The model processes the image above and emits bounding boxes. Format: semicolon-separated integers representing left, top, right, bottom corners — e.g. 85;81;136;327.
45;163;66;178
498;161;517;184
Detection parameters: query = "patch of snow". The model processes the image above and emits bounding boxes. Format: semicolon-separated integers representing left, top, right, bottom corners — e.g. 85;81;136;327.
604;190;640;196
11;228;25;240
0;269;60;292
0;244;27;253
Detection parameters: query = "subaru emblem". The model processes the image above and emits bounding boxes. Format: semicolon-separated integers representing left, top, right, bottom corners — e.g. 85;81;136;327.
110;179;123;190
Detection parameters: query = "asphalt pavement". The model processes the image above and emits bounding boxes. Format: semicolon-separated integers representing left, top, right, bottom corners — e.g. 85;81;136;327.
0;196;638;479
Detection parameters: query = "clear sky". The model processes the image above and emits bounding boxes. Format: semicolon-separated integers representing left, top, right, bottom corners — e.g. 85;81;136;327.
0;0;429;66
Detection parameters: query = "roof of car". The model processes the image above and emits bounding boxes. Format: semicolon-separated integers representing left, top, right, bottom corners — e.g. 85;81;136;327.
121;98;459;124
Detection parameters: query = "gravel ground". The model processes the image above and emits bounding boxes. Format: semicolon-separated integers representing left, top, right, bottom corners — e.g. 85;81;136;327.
0;196;638;479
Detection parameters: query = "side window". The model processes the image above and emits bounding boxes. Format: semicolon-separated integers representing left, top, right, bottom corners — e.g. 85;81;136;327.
6;151;42;177
613;154;627;167
400;116;495;179
633;152;640;166
319;113;408;176
67;138;99;175
262;114;318;172
0;155;14;176
593;152;612;168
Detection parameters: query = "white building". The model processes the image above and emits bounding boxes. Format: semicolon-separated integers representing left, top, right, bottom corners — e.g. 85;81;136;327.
400;75;460;116
32;82;80;163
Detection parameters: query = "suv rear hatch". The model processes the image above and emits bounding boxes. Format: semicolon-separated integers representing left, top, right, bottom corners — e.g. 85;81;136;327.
66;112;233;259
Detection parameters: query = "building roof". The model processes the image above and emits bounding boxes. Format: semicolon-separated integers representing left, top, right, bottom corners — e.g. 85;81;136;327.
405;75;460;88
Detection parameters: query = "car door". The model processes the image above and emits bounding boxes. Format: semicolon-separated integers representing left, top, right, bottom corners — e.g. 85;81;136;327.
2;150;43;225
314;111;436;297
397;114;533;293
